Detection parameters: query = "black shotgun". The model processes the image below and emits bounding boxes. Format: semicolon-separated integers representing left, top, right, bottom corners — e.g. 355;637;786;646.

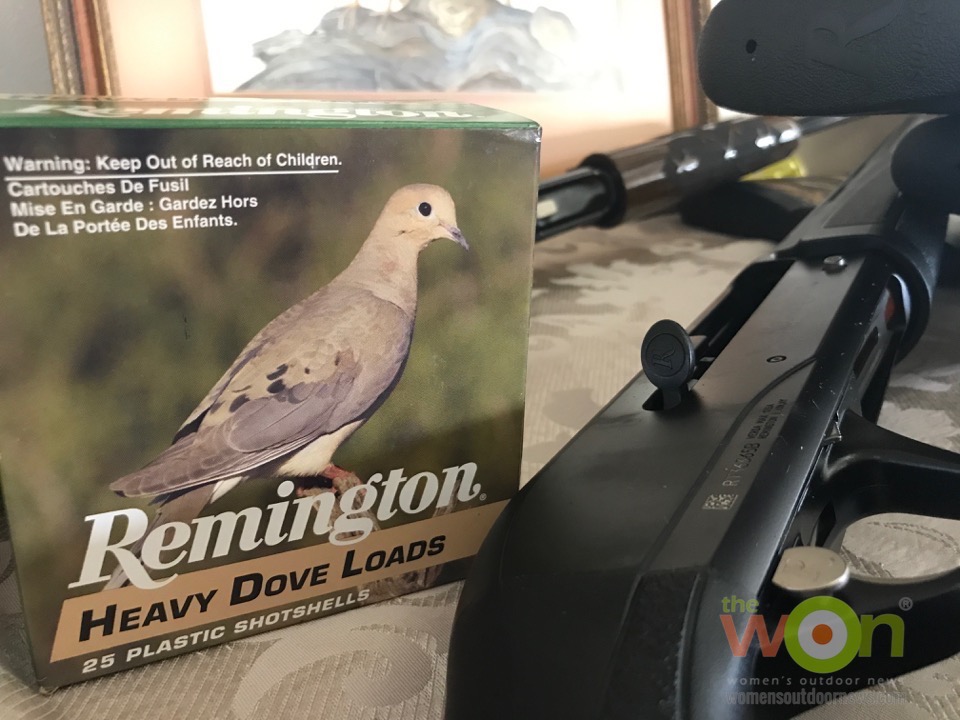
446;115;960;719
447;1;960;715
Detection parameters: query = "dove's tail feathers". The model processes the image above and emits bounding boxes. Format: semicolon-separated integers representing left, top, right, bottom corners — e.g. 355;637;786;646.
110;435;221;497
111;428;293;499
110;434;200;498
103;484;217;590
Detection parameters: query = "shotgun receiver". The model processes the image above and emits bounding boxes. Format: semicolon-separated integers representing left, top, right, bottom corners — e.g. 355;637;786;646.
445;117;960;719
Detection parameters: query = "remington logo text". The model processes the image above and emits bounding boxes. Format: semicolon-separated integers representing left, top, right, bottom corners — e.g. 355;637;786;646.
70;463;480;591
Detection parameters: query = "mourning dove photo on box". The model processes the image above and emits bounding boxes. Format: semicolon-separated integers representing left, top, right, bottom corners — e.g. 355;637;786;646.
105;184;468;588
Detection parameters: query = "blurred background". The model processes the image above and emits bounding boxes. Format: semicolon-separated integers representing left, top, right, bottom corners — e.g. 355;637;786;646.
3;0;899;178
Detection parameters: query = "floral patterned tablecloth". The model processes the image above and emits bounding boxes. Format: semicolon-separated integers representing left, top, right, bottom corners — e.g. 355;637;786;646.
2;215;958;719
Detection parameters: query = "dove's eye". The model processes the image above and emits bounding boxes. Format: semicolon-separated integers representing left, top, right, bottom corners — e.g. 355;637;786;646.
418;202;432;217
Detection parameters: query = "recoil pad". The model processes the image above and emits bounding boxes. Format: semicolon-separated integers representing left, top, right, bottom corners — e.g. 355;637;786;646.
699;0;960;116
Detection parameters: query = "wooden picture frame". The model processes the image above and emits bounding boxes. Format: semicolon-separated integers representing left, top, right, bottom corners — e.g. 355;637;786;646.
662;0;718;129
40;0;118;95
42;0;212;97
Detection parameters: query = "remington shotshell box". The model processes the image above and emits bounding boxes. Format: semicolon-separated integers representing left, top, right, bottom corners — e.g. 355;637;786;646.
0;96;540;690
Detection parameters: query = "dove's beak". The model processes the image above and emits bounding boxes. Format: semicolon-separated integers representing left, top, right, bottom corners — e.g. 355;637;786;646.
443;223;469;251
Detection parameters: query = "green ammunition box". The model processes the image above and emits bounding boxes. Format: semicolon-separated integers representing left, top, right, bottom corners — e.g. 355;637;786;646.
0;96;539;690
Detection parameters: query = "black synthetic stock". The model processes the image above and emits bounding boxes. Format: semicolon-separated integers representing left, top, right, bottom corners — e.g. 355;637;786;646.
700;0;960;116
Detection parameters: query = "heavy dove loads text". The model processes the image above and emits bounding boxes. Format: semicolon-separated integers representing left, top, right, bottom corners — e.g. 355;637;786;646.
70;462;481;590
52;502;507;664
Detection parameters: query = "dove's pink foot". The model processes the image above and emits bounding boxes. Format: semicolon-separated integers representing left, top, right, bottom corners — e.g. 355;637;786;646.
321;463;361;487
292;464;378;541
293;463;363;498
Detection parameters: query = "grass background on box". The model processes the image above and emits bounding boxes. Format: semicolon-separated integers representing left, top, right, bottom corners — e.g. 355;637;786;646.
0;124;537;669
